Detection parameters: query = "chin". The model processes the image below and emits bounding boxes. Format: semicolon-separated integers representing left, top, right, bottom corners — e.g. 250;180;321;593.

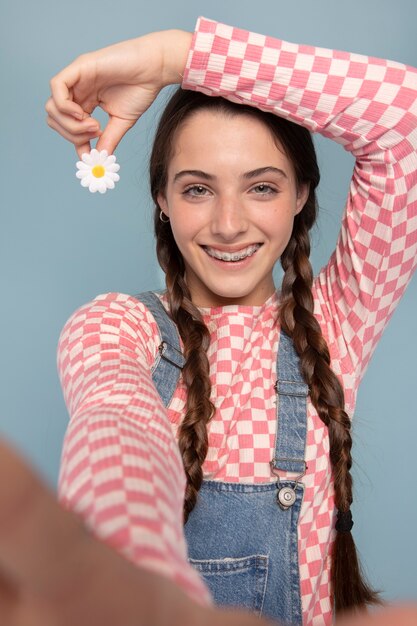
194;286;269;307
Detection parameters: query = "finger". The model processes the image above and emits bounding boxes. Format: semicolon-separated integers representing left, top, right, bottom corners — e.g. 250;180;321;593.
47;116;92;157
46;97;100;136
46;115;101;157
75;141;92;159
96;116;137;155
50;63;87;121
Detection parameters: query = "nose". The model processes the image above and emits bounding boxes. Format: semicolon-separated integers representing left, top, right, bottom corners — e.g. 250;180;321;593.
210;194;249;241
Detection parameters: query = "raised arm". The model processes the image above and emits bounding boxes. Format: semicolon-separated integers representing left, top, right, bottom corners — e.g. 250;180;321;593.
182;17;417;389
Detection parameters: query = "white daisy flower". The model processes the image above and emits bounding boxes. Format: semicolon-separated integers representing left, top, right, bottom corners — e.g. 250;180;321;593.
76;149;120;193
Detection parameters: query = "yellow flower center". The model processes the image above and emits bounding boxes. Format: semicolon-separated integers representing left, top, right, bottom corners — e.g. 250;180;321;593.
91;165;105;178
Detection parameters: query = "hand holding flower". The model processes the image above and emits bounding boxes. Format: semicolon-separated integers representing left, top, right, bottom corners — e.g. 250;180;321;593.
46;30;192;157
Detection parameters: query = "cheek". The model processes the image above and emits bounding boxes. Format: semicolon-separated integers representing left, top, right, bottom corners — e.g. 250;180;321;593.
170;218;197;252
170;209;205;243
262;210;295;240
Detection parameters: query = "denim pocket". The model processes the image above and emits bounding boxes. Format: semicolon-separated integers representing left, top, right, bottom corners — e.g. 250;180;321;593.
189;554;269;615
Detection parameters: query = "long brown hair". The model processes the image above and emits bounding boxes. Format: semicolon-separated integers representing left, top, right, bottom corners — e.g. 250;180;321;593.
150;88;379;615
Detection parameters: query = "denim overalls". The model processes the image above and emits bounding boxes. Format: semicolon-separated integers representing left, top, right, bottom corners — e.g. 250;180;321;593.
135;291;308;626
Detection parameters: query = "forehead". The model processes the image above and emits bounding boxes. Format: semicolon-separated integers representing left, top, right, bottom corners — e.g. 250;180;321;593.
168;108;292;175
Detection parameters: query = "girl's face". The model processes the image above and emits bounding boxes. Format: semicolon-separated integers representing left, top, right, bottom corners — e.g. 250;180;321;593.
158;110;309;307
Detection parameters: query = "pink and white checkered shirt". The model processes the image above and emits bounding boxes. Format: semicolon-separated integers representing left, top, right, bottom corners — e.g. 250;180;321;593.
57;18;417;626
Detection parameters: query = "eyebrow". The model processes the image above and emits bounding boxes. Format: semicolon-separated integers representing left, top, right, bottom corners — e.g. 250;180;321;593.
243;166;288;180
173;166;288;183
173;169;213;182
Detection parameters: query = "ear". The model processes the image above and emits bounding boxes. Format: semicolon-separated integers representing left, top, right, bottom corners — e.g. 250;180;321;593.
295;183;310;215
157;193;169;218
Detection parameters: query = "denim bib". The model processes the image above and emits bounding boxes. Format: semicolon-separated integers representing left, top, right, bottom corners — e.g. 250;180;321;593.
135;291;308;626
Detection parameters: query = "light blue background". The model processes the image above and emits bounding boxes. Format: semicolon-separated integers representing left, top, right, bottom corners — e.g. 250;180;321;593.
1;0;416;605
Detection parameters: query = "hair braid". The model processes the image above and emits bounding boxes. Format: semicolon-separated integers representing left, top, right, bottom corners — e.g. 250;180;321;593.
280;215;379;613
156;220;215;522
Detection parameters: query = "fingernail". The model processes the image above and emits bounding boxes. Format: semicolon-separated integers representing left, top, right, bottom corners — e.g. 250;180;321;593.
86;125;99;132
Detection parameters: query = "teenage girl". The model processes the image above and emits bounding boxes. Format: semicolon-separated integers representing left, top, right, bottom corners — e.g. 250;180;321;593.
45;17;417;626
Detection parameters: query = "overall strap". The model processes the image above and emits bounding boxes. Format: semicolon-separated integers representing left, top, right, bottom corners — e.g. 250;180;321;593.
272;330;309;475
132;291;185;407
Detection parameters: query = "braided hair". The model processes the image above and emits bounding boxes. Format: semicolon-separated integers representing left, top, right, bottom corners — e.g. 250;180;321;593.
150;88;379;614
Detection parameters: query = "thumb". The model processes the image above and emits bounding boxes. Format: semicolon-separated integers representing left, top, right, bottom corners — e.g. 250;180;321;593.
96;116;137;155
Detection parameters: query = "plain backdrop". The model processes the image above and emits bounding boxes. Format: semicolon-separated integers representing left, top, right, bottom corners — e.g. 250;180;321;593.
1;0;416;605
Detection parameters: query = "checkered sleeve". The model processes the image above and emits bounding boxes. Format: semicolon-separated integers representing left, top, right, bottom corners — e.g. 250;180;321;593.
183;17;417;384
56;292;211;604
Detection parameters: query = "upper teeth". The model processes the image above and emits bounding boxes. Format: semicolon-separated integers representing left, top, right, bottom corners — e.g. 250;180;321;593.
204;244;261;262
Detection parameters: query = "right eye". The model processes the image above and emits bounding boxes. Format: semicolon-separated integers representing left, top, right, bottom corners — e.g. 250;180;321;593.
183;185;211;197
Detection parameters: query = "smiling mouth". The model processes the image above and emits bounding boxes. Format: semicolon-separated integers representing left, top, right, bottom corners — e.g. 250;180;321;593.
203;243;262;262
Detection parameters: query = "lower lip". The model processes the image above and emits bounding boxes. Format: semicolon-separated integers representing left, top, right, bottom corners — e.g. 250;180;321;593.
202;247;261;269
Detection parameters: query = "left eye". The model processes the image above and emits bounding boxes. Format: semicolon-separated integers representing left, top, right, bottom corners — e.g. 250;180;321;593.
251;183;276;195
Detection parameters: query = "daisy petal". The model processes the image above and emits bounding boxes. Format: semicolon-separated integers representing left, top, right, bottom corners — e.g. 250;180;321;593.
107;163;120;173
99;149;109;162
96;179;107;193
81;176;91;187
107;172;120;182
104;177;115;190
77;169;91;179
81;153;93;165
104;154;116;166
76;161;90;170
